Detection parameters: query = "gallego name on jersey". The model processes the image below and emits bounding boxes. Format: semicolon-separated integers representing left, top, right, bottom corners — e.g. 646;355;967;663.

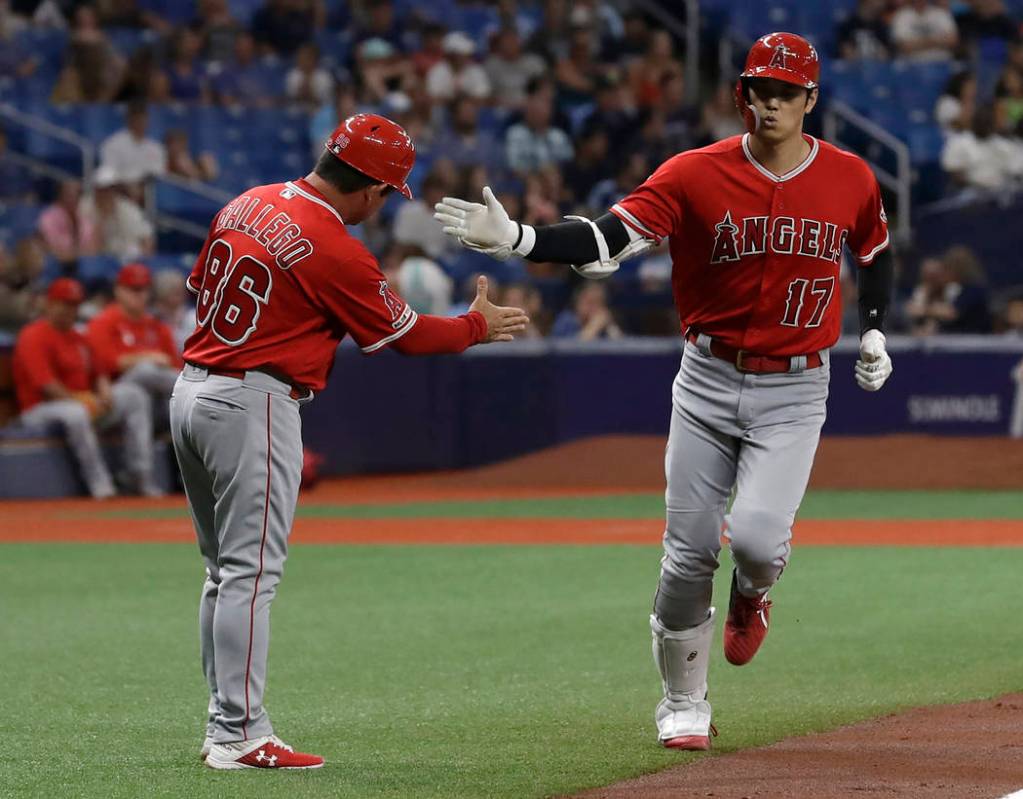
215;195;313;270
709;210;849;266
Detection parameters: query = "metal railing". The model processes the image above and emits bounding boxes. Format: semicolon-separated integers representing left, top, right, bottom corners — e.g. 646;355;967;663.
143;172;232;244
823;101;912;243
0;102;95;187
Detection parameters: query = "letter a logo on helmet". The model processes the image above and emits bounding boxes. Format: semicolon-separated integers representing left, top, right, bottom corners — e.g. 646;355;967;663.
768;44;791;70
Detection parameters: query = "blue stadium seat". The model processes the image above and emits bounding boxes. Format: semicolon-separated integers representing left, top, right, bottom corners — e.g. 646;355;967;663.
76;254;121;287
0;203;42;245
106;27;156;58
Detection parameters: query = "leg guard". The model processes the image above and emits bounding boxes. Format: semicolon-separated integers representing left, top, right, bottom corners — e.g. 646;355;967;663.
650;609;715;749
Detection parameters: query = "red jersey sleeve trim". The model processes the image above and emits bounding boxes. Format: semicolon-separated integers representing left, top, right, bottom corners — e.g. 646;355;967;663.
360;311;420;353
610;204;662;244
856;232;890;266
186;277;200;294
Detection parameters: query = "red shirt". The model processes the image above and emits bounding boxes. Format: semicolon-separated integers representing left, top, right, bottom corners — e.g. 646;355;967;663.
86;303;182;377
13;319;97;411
183;178;482;391
611;134;889;356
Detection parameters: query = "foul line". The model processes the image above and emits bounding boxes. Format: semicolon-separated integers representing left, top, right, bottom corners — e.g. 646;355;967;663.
998;790;1023;799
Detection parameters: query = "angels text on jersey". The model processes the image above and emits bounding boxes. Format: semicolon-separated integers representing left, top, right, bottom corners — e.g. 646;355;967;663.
709;210;849;266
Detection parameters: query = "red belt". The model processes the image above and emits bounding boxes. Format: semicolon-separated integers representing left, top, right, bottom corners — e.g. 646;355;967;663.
685;332;822;374
189;363;310;400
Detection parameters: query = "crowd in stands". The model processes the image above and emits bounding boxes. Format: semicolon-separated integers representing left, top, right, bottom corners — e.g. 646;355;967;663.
1;0;1023;362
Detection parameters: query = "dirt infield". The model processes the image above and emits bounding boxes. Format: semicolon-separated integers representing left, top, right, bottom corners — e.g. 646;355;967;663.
570;694;1023;799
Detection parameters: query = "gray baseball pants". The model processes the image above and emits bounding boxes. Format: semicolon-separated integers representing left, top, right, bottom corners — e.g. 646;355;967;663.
169;364;305;743
654;338;830;631
19;381;155;498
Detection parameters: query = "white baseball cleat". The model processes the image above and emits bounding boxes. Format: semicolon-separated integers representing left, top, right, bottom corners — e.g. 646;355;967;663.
200;735;213;761
655;696;716;750
205;735;324;770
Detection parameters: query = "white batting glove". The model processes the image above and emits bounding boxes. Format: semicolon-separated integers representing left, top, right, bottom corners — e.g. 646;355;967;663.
855;329;893;392
434;186;519;261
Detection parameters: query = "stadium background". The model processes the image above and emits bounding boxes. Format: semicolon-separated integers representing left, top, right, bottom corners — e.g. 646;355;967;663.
2;1;1023;798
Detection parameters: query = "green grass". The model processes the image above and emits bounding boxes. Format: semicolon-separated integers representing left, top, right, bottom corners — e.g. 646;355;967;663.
1;543;1021;798
91;489;1023;520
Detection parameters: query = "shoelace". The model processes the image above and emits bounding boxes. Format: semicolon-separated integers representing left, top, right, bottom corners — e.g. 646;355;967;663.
268;736;294;752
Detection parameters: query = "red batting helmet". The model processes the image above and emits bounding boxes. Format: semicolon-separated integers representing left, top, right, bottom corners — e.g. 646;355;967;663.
734;32;820;134
324;113;415;200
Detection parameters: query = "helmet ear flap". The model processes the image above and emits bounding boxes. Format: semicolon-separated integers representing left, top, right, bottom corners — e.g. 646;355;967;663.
734;78;760;134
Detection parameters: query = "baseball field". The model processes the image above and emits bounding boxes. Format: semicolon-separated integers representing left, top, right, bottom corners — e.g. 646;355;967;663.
2;435;1022;799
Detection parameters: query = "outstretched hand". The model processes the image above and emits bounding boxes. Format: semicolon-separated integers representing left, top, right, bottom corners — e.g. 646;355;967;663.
468;275;529;343
434;186;519;261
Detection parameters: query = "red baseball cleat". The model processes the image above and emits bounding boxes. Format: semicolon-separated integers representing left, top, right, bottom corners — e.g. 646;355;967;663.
723;571;772;666
205;735;324;770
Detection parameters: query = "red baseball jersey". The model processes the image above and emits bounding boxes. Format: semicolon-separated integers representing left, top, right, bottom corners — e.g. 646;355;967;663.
183;178;426;391
611;133;889;356
86;303;182;377
13;319;97;411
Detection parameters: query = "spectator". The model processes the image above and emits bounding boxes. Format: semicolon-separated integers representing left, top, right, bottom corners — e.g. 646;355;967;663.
165;129;219;183
99;100;167;184
619;10;651;62
0;127;35;201
562;123;610;206
286;42;333;110
251;0;321;57
836;0;892;60
51;5;125;102
37;179;98;271
628;29;683;110
956;0;1019;53
197;0;242;63
163;26;211;104
392;169;455;261
500;283;544;338
555;25;601;107
114;46;159;104
632;72;696;164
79;166;155;261
0;237;43;333
587;152;648;215
12;277;160;498
521;169;562;226
941;106;1023;192
890;0;958;61
394;244;454;315
432;96;505;169
999;295;1023;336
351;0;406;53
309;82;359;157
935;70;977;131
426;31;491;101
581;71;637;152
504;85;574;174
151;268;195;353
527;0;574;64
995;66;1023;134
484;27;547;110
699;82;746;144
905;247;991;334
86;263;181;423
209;31;274;107
551;281;623;340
355;36;415;104
0;7;37;79
412;23;447;77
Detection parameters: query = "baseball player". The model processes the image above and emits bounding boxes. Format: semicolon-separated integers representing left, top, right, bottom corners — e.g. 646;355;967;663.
171;113;528;770
435;33;894;749
86;263;181;431
12;277;158;497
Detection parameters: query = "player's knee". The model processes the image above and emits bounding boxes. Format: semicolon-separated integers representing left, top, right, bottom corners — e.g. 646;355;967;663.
115;382;148;409
726;505;791;575
664;508;723;578
59;401;91;431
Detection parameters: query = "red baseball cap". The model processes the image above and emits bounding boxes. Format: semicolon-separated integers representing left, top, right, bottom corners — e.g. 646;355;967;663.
117;262;151;289
46;277;85;304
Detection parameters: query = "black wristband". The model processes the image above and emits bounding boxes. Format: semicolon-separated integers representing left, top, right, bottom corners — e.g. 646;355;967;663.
858;247;894;335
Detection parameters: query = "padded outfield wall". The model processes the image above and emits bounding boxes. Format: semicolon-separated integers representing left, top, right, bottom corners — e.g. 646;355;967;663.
300;336;1023;477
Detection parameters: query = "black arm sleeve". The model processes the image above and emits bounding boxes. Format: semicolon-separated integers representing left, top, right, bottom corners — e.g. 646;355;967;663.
519;213;631;263
857;247;894;334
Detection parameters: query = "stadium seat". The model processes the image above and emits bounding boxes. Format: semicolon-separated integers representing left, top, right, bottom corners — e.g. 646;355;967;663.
76;254;121;288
